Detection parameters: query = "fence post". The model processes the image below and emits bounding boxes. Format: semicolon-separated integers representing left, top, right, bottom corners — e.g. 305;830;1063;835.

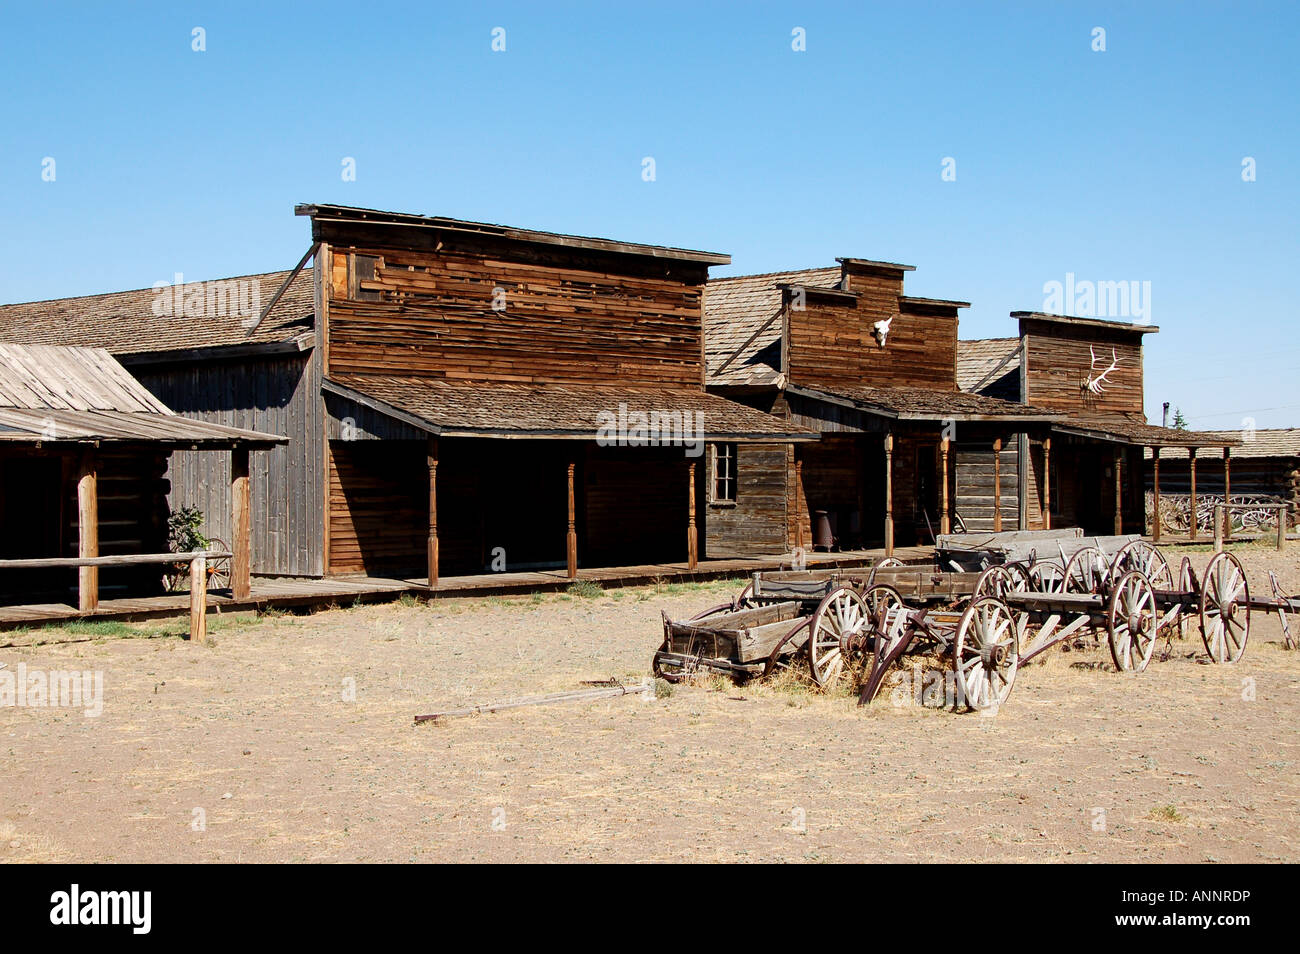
190;554;208;644
1278;505;1287;552
1213;505;1223;553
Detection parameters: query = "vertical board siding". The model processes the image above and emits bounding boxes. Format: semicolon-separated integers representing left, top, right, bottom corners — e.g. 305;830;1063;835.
134;352;324;577
705;442;788;557
954;440;1020;531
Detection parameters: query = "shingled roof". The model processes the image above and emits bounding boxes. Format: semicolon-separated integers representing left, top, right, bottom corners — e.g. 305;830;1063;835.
787;383;1061;422
1058;414;1238;448
0;269;314;358
957;338;1021;400
325;376;818;441
1143;429;1300;460
703;267;841;387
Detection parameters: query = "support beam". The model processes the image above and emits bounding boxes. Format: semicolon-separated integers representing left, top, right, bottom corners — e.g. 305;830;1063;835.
687;461;698;569
567;460;577;579
77;449;98;612
1151;446;1162;543
1223;447;1232;542
1042;437;1052;531
427;436;439;588
1114;448;1124;536
883;432;894;557
190;555;207;644
993;437;1003;532
794;456;804;552
939;437;950;535
1188;447;1199;541
230;446;251;600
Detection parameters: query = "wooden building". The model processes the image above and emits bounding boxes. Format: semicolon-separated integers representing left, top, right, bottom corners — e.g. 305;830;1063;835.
0;206;810;585
0;343;282;607
1143;429;1300;519
959;313;1238;537
703;261;1062;555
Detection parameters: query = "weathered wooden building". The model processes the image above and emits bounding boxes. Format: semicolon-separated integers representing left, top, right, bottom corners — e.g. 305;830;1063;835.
0;206;810;584
959;313;1237;537
0;343;282;607
703;262;1061;554
1143;429;1300;519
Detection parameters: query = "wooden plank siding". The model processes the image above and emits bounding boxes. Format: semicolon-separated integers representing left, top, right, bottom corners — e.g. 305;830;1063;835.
134;351;324;577
704;442;789;558
954;440;1020;531
1022;319;1145;418
324;246;708;387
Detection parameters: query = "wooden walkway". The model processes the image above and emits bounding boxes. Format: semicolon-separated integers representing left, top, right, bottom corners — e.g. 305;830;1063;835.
0;546;932;630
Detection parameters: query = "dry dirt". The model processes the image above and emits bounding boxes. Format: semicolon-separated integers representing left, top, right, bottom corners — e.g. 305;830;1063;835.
2;544;1297;863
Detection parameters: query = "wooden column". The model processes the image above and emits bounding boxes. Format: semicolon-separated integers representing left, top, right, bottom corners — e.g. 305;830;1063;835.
1042;437;1052;531
794;457;804;552
566;460;577;579
1151;446;1162;543
1188;447;1199;541
687;461;698;569
1113;448;1124;535
883;432;894;557
992;437;1003;532
427;436;439;588
190;555;207;644
939;437;950;535
1223;448;1232;542
76;448;98;612
230;446;251;600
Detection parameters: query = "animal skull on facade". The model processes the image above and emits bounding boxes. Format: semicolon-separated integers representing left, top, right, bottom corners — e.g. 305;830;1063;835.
872;313;895;348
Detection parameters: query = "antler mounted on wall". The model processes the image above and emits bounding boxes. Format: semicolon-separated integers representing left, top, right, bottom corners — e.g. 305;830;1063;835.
1083;345;1123;394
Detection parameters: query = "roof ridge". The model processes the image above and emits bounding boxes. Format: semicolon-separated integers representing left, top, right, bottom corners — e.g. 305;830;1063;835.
708;266;840;283
0;268;300;309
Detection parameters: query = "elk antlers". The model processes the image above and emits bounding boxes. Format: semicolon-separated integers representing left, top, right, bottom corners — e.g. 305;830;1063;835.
1084;345;1123;394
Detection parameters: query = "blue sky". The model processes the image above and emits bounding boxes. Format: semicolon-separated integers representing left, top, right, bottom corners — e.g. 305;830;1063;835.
1;1;1296;427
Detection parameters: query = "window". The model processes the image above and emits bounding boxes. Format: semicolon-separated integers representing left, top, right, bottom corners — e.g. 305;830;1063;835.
712;443;737;503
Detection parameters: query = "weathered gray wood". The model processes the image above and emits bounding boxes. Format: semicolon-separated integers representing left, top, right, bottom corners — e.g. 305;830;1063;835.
414;682;651;722
0;550;230;569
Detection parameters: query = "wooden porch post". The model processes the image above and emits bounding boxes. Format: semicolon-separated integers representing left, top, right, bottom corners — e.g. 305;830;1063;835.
77;448;98;612
794;457;804;552
883;432;894;557
1188;447;1198;541
1223;447;1232;542
687;460;698;569
1042;436;1051;531
427;436;439;588
992;437;1002;532
1151;446;1162;543
1113;448;1124;536
939;437;950;535
566;460;577;579
230;445;251;600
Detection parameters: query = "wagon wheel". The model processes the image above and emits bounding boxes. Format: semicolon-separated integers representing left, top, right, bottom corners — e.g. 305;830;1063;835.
973;565;1024;601
1107;570;1157;672
1109;539;1170;587
1166;557;1196;641
206;537;233;591
1199;551;1250;664
1027;561;1065;594
1003;561;1032;591
689;602;735;622
807;587;869;691
731;582;759;610
651;645;687;683
952;597;1019;711
1063;546;1108;594
866;557;903;587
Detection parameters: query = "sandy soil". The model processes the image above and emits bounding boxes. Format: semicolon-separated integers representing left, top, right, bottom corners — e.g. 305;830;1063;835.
1;544;1297;864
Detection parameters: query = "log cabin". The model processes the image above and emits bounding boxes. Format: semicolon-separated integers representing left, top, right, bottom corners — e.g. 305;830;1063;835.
0;343;283;608
0;206;813;586
703;261;1063;555
959;313;1239;539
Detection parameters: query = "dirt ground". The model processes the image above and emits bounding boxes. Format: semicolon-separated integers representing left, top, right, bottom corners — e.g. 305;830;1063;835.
1;543;1297;864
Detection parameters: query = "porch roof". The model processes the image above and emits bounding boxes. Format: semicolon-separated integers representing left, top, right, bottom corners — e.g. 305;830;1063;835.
324;375;819;442
1053;414;1239;448
786;383;1063;423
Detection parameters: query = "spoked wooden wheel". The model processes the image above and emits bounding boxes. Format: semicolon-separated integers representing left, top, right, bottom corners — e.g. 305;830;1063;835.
1028;561;1065;593
867;557;903;586
1200;551;1250;663
807;587;869;691
1166;557;1196;640
1107;570;1158;672
952;597;1019;711
732;582;759;610
973;565;1025;600
1063;546;1108;594
1110;539;1170;587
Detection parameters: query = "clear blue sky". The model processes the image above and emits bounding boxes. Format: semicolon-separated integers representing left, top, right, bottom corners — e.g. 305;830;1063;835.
2;1;1296;428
